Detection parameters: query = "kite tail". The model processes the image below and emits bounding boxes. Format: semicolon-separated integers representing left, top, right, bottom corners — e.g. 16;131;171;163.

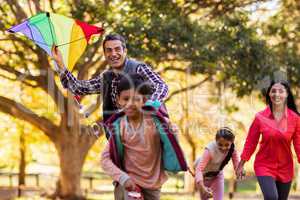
74;95;90;118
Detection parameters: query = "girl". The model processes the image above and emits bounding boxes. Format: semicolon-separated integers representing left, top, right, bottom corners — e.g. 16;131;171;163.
195;127;240;200
237;80;300;200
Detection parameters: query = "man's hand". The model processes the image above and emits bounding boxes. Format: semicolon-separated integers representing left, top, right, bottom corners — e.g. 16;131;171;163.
51;45;64;69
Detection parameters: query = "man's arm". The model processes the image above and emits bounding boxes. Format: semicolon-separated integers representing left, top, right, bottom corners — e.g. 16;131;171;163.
136;64;169;102
52;45;103;95
59;69;103;95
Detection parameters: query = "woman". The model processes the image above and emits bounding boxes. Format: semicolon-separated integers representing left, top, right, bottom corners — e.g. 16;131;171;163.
237;80;300;200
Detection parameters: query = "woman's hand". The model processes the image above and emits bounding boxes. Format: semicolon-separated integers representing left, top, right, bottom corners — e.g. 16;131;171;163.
236;160;246;180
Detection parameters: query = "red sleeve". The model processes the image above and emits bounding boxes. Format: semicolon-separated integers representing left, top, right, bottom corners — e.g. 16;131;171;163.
293;116;300;163
241;115;261;161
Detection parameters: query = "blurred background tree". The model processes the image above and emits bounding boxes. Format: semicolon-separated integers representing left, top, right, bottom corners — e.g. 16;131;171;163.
0;0;299;199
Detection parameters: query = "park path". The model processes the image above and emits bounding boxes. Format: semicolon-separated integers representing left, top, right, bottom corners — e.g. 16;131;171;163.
1;187;300;199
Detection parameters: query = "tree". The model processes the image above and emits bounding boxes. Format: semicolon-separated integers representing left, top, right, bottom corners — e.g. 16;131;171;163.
0;0;275;198
261;0;300;87
0;1;105;199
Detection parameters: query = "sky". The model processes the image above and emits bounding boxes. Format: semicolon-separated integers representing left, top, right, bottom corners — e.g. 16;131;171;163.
246;0;281;22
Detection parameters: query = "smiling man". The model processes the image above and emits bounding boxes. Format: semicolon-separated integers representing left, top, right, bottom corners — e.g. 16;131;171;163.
52;34;169;138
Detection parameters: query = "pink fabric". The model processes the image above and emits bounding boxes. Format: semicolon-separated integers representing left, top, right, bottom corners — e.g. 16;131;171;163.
199;173;224;200
195;148;240;183
241;106;300;182
195;147;239;200
101;115;168;189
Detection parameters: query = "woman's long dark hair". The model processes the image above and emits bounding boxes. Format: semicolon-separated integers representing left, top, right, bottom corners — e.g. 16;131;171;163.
265;80;299;115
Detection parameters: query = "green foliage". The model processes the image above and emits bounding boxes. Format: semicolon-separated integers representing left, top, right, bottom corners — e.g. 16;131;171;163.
2;0;300;195
99;0;276;97
261;0;300;87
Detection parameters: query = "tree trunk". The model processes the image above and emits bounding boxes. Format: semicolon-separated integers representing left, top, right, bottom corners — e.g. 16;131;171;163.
53;128;97;200
184;141;196;193
228;174;237;199
184;153;196;193
183;71;196;193
18;129;26;186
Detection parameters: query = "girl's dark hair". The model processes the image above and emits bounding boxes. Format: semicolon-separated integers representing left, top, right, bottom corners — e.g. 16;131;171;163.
116;73;153;96
215;127;235;142
265;80;299;115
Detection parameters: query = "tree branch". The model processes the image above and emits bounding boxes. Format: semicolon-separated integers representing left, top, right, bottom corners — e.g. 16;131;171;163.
0;74;39;88
0;96;58;140
38;68;69;115
183;0;268;17
0;64;68;115
6;0;28;22
83;95;102;117
74;40;103;77
49;0;56;12
32;0;42;13
5;35;37;53
165;75;211;102
0;48;36;65
157;66;188;75
0;64;41;83
27;0;34;15
77;56;103;80
91;60;108;79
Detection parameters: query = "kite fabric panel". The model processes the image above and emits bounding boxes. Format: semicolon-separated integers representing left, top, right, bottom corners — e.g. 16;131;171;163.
8;12;104;70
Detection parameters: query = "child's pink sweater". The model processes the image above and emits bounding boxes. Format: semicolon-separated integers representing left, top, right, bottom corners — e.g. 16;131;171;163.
101;115;168;189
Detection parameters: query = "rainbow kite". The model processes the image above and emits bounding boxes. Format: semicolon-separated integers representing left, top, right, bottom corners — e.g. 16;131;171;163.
8;12;104;70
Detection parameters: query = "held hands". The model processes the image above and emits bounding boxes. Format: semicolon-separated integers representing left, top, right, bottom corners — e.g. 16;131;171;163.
51;45;64;69
236;161;246;180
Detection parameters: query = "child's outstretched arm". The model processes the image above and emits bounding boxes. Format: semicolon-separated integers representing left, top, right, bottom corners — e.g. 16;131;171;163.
101;143;132;187
231;149;241;175
232;149;246;180
195;149;213;198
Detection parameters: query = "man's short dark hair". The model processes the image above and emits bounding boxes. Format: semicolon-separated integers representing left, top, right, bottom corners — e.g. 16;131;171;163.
102;33;127;51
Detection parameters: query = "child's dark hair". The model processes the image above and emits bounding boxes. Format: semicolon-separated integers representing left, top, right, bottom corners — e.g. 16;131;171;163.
215;127;235;142
116;73;153;96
